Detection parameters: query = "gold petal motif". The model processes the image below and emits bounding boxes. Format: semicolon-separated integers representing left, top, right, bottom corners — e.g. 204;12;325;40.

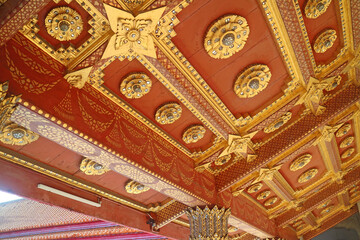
204;15;250;59
339;136;354;149
182;125;206;144
298;168;318;183
341;147;354;159
336;123;351;137
234;64;271;98
264;112;292;133
125;180;150;194
80;158;109;175
247;182;263;193
155;103;182;125
313;29;337;53
120;73;152;99
45;7;83;41
304;0;332;19
290;154;312;171
257;190;271;200
264;196;278;206
0;122;39;145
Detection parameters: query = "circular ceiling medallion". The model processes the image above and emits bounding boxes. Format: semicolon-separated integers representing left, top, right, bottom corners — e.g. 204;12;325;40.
0;122;39;145
204;15;250;59
290;154;312;171
257;190;271;200
234;64;271;98
341;147;354;159
298;168;318;183
182;125;206;144
264;112;292;133
247;182;263;193
120;73;152;99
304;0;332;19
155;103;182;125
336;123;351;137
214;154;232;166
320;205;334;215
339;136;354;149
45;7;83;41
264;196;278;206
313;29;337;53
325;75;341;91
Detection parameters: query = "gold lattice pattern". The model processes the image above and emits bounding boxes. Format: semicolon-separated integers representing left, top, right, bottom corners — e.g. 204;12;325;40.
182;125;206;144
80;158;109;175
264;112;292;133
313;29;337;53
290;154;312;171
204;15;249;59
155;103;182;125
0;122;39;145
120;73;152;99
234;64;271;98
304;0;332;19
125;180;150;194
298;168;319;183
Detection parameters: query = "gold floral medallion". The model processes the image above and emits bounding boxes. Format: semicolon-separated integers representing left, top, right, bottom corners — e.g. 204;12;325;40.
120;73;152;99
341;147;354;159
182;125;206;144
325;75;341;91
313;29;337;53
45;7;83;41
234;64;271;98
336;123;351;137
320;205;334;215
290;154;312;171
247;182;263;193
298;168;318;183
257;190;271;200
339;136;354;149
204;15;250;59
214;154;232;166
264;112;292;133
264;196;278;206
155;103;182;125
304;0;332;19
125;180;150;194
80;158;109;175
0;122;39;145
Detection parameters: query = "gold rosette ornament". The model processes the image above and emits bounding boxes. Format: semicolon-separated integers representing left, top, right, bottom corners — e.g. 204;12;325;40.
120;73;152;99
247;182;263;193
313;29;337;53
336;123;351;137
304;0;332;19
0;122;39;145
80;158;109;175
257;190;270;200
155;103;182;125
264;196;278;206
204;15;250;59
298;168;318;183
264;112;292;133
290;154;312;171
339;136;354;148
341;147;354;159
125;180;150;194
182;125;206;144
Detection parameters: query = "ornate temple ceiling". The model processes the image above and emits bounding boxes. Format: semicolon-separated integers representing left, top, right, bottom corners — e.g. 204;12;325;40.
0;0;360;239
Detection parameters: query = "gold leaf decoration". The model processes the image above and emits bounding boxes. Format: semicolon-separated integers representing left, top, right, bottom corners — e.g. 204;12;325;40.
247;182;263;193
125;180;150;194
325;75;341;91
234;64;271;98
336;123;351;137
320;205;334;215
79;158;109;175
340;136;354;148
264;196;278;206
264;112;292;133
341;148;355;159
120;73;152;99
304;0;332;19
313;29;337;53
290;154;312;171
214;154;232;166
155;103;182;125
182;125;206;144
204;15;250;59
0;122;39;145
298;168;319;183
45;7;83;41
257;190;271;200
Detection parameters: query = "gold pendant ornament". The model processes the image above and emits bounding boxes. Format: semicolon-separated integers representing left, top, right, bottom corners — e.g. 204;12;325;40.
290;154;312;171
304;0;332;19
0;122;39;145
247;182;263;193
313;29;337;53
182;125;206;144
298;168;318;183
155;103;182;125
80;158;109;175
204;15;250;59
336;123;351;137
125;180;150;194
45;7;83;41
120;73;152;99
234;64;271;98
214;154;232;166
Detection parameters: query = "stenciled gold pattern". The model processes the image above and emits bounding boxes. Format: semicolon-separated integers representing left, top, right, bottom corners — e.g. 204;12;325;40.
247;182;263;193
340;136;354;148
45;7;83;41
290;154;312;171
155;103;182;125
182;125;206;144
80;158;109;175
264;197;278;207
0;122;39;145
125;180;150;194
257;190;271;200
204;15;250;59
120;73;152;99
264;112;292;133
313;29;337;53
304;0;332;19
336;123;351;137
234;64;271;98
298;168;319;183
341;147;355;159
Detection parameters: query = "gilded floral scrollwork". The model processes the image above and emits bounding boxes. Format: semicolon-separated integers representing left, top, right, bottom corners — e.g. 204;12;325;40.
313;29;337;53
204;15;249;59
182;125;206;144
234;64;271;98
80;158;109;175
264;112;292;133
155;103;182;125
304;0;332;19
290;154;312;171
298;168;318;183
120;73;152;99
0;122;39;145
125;180;150;194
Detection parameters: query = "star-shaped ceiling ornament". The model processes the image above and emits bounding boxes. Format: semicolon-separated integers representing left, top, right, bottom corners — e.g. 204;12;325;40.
102;4;165;59
219;133;257;162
